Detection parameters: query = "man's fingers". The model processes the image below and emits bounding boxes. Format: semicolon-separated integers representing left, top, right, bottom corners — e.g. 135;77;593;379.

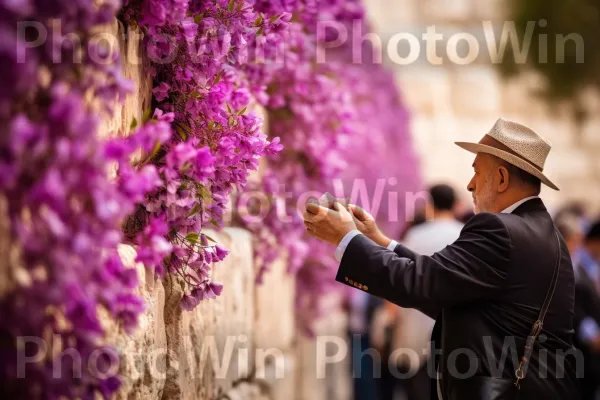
305;203;331;222
349;204;371;221
333;202;353;222
306;201;329;215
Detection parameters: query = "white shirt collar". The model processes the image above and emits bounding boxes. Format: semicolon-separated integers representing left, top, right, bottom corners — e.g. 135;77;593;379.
501;196;539;214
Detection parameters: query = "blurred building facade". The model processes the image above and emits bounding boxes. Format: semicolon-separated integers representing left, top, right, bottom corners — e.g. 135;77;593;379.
363;0;600;214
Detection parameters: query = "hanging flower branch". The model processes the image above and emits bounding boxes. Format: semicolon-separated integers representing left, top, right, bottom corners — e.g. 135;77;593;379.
0;0;172;398
120;0;285;310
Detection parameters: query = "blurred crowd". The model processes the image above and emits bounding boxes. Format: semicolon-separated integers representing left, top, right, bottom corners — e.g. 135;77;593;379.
345;184;600;400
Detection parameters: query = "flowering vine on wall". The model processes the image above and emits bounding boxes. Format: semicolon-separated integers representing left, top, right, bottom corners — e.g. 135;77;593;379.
0;0;419;397
0;1;172;398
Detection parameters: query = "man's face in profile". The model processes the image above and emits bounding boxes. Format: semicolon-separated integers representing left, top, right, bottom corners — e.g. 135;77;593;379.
467;154;497;214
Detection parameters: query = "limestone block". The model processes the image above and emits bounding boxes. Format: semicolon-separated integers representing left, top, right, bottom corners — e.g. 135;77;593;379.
579;87;600;115
499;73;549;118
98;20;152;141
420;0;472;23
105;245;167;400
367;0;418;28
256;352;297;400
408;116;435;156
581;117;600;148
473;0;506;20
395;66;452;115
161;228;255;400
544;147;592;180
520;118;576;148
254;254;296;353
224;382;269;400
295;294;351;400
451;66;501;116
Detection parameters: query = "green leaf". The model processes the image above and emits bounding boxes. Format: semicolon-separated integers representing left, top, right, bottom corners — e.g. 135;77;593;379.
228;0;235;11
226;103;233;114
213;70;223;85
254;14;263;26
197;184;213;202
236;1;243;11
194;13;205;24
180;162;191;173
256;27;264;36
237;106;247;115
269;15;280;23
203;233;217;243
186;203;202;218
130;116;138;131
185;232;199;243
176;125;188;141
209;219;220;229
151;141;161;157
142;108;152;123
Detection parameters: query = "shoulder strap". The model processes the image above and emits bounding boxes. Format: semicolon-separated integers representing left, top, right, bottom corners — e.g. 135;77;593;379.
514;228;562;388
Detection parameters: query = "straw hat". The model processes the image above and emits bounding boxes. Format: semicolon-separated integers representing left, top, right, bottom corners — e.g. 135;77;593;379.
455;118;559;191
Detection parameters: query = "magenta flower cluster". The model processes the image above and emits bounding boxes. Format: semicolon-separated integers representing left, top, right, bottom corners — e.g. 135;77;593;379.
237;1;421;333
0;0;174;398
121;0;285;310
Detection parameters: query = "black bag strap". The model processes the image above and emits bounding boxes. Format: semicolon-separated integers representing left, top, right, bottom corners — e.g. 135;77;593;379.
514;228;562;388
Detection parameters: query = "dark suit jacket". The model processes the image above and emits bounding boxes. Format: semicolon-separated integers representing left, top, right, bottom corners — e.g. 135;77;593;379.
336;198;580;399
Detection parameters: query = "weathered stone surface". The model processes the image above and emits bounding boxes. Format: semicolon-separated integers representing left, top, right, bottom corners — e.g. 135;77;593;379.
255;352;297;400
254;254;296;353
582;117;600;148
103;245;167;400
472;0;506;20
499;73;549;118
451;67;501;116
420;0;472;22
98;20;152;142
395;66;452;115
224;382;270;400
161;228;255;400
295;294;351;400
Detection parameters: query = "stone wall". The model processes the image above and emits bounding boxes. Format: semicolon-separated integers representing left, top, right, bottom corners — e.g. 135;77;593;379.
363;0;600;214
101;20;352;400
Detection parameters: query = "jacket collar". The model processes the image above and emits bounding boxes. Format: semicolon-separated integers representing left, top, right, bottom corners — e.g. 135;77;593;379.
511;197;547;215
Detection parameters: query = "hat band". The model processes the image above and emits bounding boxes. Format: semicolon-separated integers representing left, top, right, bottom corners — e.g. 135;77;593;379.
479;135;543;171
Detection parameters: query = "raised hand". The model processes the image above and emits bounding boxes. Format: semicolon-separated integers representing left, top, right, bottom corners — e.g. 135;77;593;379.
348;205;391;247
303;201;357;246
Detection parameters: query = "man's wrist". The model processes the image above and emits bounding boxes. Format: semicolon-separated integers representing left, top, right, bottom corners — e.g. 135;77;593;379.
370;231;391;247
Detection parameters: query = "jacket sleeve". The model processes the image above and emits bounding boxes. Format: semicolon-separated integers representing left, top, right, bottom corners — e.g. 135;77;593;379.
335;213;512;314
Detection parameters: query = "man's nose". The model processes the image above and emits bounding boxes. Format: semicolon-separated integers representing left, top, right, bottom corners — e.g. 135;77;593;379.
467;178;475;192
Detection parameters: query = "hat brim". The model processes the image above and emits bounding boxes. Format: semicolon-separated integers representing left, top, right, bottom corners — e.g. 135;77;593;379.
455;142;559;191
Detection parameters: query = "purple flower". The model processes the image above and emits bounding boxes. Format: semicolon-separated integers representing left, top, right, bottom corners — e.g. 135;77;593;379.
205;281;223;299
167;142;198;169
265;137;284;155
113;294;145;333
152;82;171;102
181;294;199;310
214;245;229;261
180;17;198;42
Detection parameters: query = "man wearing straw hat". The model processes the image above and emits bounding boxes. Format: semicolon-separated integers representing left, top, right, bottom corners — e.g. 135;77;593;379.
304;118;580;399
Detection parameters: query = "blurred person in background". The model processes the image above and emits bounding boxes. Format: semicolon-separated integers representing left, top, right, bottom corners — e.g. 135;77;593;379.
569;220;600;400
371;184;463;400
347;289;384;400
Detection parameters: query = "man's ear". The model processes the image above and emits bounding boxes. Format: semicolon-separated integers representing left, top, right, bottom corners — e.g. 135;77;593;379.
497;166;510;192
